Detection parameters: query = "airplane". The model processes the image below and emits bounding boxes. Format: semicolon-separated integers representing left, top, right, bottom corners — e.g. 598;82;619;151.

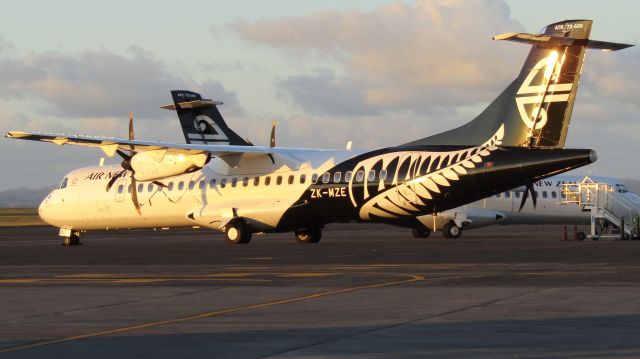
4;19;632;246
411;174;640;239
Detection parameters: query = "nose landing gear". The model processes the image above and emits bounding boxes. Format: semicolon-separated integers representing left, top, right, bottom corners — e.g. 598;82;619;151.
61;229;82;246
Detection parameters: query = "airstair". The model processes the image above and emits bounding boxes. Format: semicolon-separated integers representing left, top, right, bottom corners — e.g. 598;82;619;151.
562;177;640;240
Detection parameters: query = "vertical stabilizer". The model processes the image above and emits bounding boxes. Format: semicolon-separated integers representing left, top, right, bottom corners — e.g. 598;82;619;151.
161;90;251;146
405;20;631;148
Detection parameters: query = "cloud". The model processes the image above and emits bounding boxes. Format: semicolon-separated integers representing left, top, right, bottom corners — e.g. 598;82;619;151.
0;46;245;119
230;0;526;115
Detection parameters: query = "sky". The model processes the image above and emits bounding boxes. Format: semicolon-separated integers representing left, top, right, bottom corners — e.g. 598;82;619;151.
1;0;638;191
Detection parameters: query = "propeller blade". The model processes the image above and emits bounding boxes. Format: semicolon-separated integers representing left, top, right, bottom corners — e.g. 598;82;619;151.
518;186;529;212
131;177;141;215
105;170;125;192
530;184;537;209
128;112;135;140
115;149;131;161
270;121;276;148
152;180;168;188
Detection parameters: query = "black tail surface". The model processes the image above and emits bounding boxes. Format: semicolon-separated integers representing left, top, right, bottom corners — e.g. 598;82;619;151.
161;90;250;146
405;19;631;149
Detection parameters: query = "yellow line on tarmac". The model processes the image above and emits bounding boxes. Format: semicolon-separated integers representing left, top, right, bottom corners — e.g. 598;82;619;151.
0;274;424;354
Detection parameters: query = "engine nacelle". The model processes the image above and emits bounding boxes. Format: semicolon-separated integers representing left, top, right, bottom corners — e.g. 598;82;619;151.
130;150;210;181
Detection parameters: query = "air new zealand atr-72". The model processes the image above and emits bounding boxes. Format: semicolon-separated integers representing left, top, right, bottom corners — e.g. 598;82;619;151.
5;20;632;245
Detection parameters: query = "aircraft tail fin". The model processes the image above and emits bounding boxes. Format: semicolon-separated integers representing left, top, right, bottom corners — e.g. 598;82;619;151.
161;90;251;146
405;19;632;148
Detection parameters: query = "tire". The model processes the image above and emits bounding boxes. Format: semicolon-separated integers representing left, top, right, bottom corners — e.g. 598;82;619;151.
576;232;586;241
412;227;431;238
443;221;462;239
225;219;252;244
295;226;322;243
63;236;72;246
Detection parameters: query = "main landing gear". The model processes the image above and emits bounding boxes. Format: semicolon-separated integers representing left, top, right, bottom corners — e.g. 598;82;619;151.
62;230;82;246
411;226;431;238
295;226;322;243
225;218;252;244
442;221;462;239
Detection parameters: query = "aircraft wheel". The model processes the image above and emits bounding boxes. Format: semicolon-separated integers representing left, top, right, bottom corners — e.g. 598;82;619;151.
62;236;72;246
411;226;431;238
225;219;252;244
577;232;586;241
63;231;82;246
295;226;322;243
443;221;462;239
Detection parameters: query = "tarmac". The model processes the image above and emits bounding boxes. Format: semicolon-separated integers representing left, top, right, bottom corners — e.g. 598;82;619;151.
1;224;639;358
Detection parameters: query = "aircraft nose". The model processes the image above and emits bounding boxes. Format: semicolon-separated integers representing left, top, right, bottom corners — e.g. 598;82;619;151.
38;193;53;223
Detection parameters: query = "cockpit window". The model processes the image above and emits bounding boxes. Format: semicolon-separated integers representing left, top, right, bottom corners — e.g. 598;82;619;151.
59;177;68;189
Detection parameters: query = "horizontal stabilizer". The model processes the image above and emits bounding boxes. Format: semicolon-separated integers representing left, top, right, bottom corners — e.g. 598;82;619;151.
160;99;223;111
493;32;633;51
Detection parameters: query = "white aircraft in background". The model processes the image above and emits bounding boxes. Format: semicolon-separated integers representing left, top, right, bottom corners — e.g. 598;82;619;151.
413;174;640;239
4;20;631;246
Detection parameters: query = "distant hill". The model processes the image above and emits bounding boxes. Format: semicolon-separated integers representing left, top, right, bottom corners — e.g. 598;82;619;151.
0;187;54;208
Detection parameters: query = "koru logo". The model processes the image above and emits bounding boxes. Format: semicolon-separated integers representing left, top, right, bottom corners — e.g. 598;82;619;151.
515;53;572;130
193;115;229;143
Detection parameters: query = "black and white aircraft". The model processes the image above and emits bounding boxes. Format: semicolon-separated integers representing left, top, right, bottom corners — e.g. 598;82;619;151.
5;20;632;245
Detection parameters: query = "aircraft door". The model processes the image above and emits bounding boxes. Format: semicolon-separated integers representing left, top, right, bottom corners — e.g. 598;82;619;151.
115;179;127;202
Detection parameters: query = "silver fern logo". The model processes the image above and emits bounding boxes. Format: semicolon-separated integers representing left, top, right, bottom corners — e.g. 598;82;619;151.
349;124;504;220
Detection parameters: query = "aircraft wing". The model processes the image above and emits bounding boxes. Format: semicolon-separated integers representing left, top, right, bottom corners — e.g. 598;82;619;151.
5;131;275;158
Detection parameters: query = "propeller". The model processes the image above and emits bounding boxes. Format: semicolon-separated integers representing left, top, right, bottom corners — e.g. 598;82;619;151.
105;112;142;215
517;183;537;212
270;120;276;148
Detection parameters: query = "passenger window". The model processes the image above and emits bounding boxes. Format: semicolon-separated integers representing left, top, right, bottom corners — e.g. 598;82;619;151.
276;176;283;185
300;174;306;184
551;191;557;199
178;181;184;190
311;174;319;184
147;183;154;192
322;172;330;183
534;191;539;198
209;179;216;189
496;193;501;198
231;178;238;187
345;171;353;182
542;191;548;199
355;170;364;182
253;177;260;186
59;177;68;189
334;172;342;183
117;185;124;194
515;192;521;198
243;177;249;187
505;191;510;198
220;178;227;188
168;182;174;191
265;176;271;186
379;169;387;181
188;181;195;190
199;181;205;190
288;175;294;185
368;170;376;181
138;183;144;193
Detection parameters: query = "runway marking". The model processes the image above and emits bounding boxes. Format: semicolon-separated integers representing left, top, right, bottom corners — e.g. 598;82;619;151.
57;273;127;278
0;274;425;354
0;276;272;284
278;273;339;277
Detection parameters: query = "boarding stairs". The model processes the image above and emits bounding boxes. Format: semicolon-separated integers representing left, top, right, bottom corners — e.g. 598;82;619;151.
561;177;640;240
